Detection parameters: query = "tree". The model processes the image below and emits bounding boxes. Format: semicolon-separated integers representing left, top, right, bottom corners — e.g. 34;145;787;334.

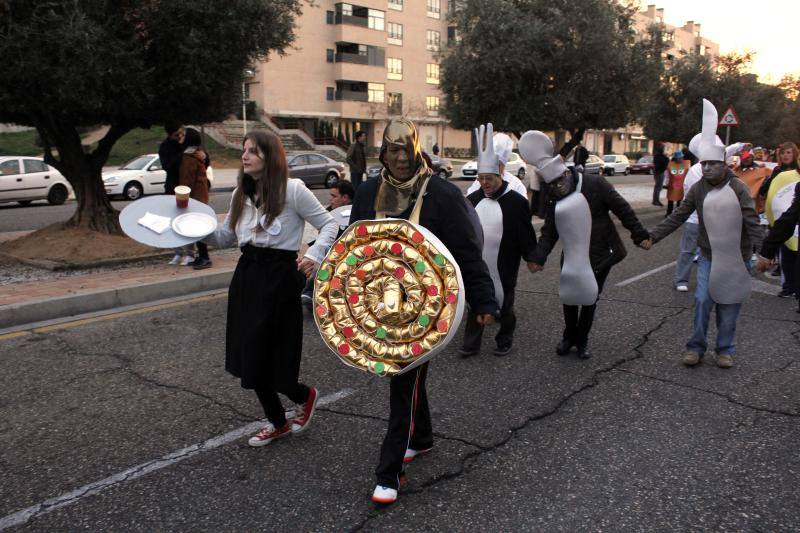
643;52;791;147
439;0;665;151
0;0;302;233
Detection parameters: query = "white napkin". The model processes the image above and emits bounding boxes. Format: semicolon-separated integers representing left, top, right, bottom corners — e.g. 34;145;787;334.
137;211;171;234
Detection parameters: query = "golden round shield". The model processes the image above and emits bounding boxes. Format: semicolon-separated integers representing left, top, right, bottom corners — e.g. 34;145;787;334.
313;218;465;376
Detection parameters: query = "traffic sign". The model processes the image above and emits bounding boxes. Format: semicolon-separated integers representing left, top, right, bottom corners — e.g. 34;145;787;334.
719;106;739;126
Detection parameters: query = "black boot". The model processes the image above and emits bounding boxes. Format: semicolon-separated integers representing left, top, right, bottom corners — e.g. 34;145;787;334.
556;338;573;356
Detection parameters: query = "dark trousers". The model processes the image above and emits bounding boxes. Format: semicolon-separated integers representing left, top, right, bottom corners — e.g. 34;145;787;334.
351;171;364;189
666;200;681;215
562;266;611;348
462;290;516;350
196;241;209;260
375;363;432;489
780;244;798;295
254;382;310;427
653;171;665;204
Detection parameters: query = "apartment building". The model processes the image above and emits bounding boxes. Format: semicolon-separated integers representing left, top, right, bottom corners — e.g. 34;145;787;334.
247;0;471;155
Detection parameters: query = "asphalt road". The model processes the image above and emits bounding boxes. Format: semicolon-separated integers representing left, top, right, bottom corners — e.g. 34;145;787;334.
1;208;798;531
0;173;656;233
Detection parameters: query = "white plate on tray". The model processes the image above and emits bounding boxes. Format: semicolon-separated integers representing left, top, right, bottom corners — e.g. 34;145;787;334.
171;212;218;238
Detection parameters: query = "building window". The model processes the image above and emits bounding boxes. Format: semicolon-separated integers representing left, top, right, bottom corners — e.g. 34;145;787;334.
368;9;385;30
387;58;403;80
426;0;440;19
368;82;385;103
388;0;402;11
426;30;440;52
326;87;335;101
426;63;439;84
326;49;334;63
387;92;403;114
426;95;439;114
387;22;403;46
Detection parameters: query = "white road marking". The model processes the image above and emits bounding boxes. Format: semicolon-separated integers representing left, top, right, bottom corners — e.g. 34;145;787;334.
615;261;677;287
0;388;356;531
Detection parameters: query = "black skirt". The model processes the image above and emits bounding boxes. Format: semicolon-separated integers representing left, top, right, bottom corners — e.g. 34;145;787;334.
226;245;306;390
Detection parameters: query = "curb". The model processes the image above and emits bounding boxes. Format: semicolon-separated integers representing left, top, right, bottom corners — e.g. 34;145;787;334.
0;269;234;330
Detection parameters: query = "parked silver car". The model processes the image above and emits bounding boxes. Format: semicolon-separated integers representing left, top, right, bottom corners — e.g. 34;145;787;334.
0;156;73;206
287;152;345;188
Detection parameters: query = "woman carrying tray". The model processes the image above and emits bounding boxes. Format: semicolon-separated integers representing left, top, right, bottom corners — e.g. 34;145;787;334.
205;131;338;446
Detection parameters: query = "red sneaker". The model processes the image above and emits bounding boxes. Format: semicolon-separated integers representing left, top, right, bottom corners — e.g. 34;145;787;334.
291;387;319;434
247;422;291;447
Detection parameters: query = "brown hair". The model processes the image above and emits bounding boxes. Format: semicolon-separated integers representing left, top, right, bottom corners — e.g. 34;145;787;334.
778;142;799;169
228;131;288;231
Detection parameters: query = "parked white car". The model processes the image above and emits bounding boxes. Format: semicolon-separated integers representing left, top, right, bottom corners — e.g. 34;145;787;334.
460;152;527;180
0;156;73;206
103;154;214;201
602;154;631;176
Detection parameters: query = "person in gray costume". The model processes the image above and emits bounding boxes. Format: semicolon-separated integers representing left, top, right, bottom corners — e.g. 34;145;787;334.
646;99;764;369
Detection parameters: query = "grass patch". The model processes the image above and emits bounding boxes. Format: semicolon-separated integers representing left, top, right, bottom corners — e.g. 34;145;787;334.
0;130;42;156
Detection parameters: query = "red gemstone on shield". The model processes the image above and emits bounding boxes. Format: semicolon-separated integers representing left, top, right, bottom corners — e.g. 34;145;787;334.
394;267;405;279
391;243;403;254
446;292;457;304
357;225;368;236
333;242;346;254
411;231;424;244
427;285;439;296
338;344;351;355
437;320;449;333
356;269;367;280
348;293;360;304
315;305;328;317
331;277;343;290
364;245;375;257
411;343;423;356
342;326;354;338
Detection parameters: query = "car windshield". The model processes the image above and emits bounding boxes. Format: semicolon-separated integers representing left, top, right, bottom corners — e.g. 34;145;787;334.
121;156;154;170
603;155;615;162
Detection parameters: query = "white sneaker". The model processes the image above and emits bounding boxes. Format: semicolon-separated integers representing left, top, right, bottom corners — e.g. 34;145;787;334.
179;255;194;266
676;285;688;292
403;447;433;463
371;485;398;504
168;254;182;265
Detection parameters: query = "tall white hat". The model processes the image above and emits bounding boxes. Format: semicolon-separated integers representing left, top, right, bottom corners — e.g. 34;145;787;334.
697;99;726;162
517;130;568;183
493;133;514;165
475;123;500;175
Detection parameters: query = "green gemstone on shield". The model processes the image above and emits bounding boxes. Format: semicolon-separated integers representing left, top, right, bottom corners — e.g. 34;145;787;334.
317;269;330;281
415;261;426;273
374;362;385;374
376;327;387;339
346;255;358;266
434;254;446;266
418;315;430;327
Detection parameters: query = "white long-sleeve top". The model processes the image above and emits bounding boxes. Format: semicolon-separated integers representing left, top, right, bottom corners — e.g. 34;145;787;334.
206;178;337;263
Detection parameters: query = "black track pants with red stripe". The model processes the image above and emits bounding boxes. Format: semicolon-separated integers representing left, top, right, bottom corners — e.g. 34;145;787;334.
375;363;433;489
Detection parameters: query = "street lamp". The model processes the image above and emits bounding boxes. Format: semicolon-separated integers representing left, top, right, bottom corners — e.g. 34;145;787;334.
242;68;255;138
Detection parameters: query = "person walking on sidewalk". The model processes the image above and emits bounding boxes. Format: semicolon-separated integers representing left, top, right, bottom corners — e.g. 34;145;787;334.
346;130;367;190
159;122;193;265
646;99;764;369
652;143;669;206
179;128;213;269
204;130;338;447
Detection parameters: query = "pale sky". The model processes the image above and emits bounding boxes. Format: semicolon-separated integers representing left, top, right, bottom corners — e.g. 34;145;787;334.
639;0;799;83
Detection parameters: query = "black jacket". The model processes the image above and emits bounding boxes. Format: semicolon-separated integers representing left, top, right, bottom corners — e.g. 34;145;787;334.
760;182;800;259
158;138;183;194
349;176;499;316
466;182;538;296
535;172;649;271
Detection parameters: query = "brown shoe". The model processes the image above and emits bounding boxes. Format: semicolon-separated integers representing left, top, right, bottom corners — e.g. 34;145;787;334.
683;351;703;366
716;354;734;368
